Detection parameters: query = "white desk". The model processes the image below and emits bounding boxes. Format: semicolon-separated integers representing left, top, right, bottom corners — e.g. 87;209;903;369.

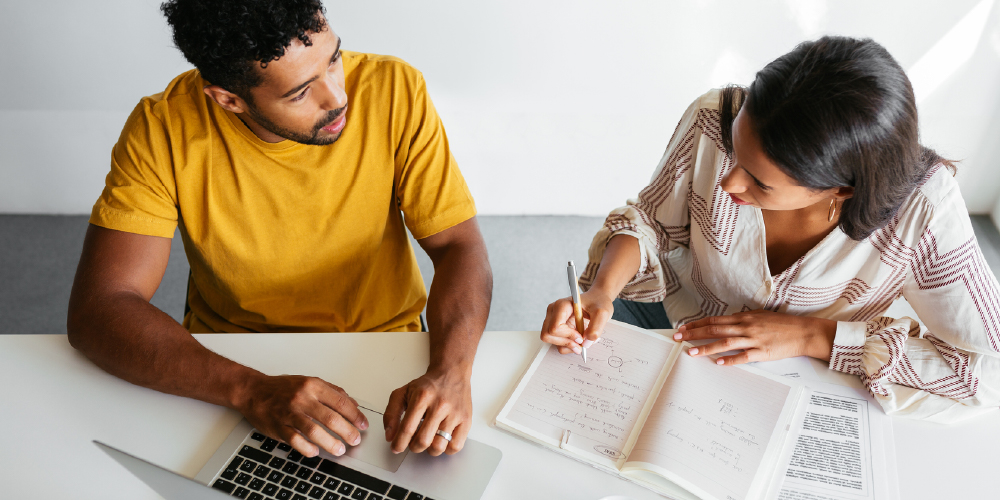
1;332;996;499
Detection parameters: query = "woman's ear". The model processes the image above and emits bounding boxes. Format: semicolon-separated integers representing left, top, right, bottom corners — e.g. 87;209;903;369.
833;186;854;201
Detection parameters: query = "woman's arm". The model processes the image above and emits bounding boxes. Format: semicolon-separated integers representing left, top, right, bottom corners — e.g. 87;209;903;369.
539;93;713;353
541;234;641;353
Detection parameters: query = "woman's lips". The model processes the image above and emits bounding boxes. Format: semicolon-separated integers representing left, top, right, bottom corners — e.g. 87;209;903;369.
729;193;752;206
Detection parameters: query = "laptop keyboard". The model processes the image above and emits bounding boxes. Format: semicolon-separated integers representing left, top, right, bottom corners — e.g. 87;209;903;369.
211;431;432;500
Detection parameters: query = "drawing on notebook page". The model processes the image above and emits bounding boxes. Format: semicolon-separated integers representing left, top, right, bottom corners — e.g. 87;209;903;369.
505;322;674;461
625;352;790;500
496;319;805;500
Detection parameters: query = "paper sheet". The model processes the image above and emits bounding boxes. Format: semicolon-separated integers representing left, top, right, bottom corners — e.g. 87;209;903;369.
748;357;819;382
505;322;674;462
769;383;896;500
627;354;794;500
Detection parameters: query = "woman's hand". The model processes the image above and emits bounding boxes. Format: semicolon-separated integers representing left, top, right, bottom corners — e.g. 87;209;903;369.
674;310;837;365
540;289;615;354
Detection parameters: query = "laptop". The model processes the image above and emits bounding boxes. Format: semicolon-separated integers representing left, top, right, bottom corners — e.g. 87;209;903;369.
96;404;502;500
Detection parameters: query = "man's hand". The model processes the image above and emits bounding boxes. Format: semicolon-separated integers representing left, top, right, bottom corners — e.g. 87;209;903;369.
382;367;473;457
235;374;369;458
673;310;837;365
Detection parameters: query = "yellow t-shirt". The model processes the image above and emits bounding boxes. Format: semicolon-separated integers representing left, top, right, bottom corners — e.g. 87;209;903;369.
90;52;477;333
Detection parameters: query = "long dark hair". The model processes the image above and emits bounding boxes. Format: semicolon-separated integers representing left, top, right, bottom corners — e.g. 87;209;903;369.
719;36;953;241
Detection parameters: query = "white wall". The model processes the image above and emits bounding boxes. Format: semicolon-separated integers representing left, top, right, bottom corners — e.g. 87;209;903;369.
1;0;998;216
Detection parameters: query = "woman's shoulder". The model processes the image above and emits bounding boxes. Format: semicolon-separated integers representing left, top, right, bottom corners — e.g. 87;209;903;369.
667;89;727;150
889;164;971;242
694;88;724;111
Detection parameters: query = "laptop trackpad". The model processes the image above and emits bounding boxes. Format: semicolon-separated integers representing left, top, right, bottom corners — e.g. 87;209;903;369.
343;406;408;473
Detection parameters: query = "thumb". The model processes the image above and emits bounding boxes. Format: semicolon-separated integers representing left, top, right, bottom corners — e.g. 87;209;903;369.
583;307;611;345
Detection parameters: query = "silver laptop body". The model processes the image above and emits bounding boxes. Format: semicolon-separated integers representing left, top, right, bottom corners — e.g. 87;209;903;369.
96;406;501;500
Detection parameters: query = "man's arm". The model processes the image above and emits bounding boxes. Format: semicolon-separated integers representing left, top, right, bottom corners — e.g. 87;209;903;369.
383;217;492;456
67;224;368;457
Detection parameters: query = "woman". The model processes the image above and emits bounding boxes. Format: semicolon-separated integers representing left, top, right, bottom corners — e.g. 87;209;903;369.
540;36;1000;422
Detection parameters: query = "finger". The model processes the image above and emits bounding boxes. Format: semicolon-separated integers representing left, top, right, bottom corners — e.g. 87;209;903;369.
582;306;611;345
557;345;582;355
675;323;745;341
317;387;368;431
687;337;753;357
541;298;575;337
541;332;582;354
383;387;407;442
411;401;449;454
291;412;345;457
283;427;320;458
429;414;462;457
717;349;759;366
309;402;361;447
678;314;744;332
445;420;469;455
425;413;458;457
392;389;430;454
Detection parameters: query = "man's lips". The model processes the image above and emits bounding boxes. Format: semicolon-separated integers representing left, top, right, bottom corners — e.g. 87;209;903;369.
729;193;752;206
321;114;347;134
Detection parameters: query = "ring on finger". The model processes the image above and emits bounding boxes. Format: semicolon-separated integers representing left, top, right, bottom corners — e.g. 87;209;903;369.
435;429;453;442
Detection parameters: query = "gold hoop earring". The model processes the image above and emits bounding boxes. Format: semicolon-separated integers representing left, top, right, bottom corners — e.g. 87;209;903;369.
827;199;837;222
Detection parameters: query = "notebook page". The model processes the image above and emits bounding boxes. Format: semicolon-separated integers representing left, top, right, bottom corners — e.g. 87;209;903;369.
626;353;794;500
504;321;674;464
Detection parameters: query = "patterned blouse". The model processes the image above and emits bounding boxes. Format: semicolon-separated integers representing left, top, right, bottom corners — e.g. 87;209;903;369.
579;89;1000;422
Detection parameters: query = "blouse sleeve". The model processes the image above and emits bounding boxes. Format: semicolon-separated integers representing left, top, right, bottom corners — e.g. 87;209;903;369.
828;181;1000;422
579;94;710;302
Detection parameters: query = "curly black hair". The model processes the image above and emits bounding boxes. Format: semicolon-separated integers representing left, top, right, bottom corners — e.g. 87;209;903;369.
161;0;327;100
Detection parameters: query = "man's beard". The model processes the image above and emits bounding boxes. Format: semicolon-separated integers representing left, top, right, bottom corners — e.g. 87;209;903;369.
246;105;347;146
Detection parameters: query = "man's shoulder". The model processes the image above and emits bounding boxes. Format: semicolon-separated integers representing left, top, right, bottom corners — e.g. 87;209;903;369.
343;51;424;87
137;69;205;111
126;69;209;131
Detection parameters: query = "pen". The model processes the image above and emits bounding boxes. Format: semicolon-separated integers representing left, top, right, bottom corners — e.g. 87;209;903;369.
567;261;587;363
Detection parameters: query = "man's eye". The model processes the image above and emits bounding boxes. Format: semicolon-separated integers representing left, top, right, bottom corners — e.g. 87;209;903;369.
291;89;308;102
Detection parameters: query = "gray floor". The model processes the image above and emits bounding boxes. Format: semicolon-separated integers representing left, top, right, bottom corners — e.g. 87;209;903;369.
2;214;999;335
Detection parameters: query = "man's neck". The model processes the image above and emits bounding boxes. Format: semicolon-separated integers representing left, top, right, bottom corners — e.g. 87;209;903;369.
236;112;285;143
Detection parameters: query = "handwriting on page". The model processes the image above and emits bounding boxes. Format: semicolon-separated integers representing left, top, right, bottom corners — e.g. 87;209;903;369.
629;354;791;500
506;322;673;461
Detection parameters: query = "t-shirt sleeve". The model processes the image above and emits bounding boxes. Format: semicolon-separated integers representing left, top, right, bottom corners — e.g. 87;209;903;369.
394;73;476;240
89;100;179;238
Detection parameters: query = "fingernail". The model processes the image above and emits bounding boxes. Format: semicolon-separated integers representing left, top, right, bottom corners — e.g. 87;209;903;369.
717;358;725;365
572;346;582;354
360;420;368;430
574;336;583;344
673;333;682;340
336;443;345;455
352;435;361;446
678;325;686;331
688;347;698;355
582;339;595;348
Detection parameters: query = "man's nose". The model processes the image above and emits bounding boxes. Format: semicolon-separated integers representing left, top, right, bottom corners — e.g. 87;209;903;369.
318;78;348;111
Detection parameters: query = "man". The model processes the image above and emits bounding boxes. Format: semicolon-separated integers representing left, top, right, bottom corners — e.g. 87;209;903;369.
67;0;492;459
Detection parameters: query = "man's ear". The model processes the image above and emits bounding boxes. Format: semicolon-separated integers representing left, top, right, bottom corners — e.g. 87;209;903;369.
203;85;250;114
833;186;854;201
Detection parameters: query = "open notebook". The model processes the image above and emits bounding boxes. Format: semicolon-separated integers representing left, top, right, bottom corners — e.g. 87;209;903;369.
495;320;804;500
